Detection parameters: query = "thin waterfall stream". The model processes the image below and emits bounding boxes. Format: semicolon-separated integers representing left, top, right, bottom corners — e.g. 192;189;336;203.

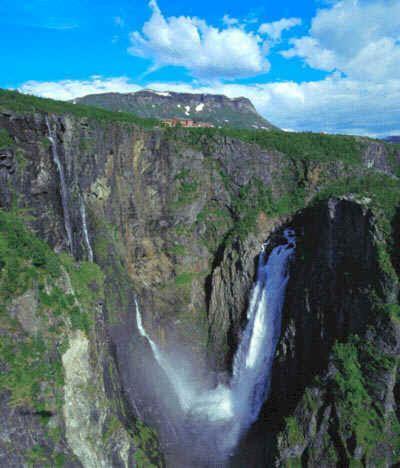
45;116;74;254
136;228;296;463
79;194;94;263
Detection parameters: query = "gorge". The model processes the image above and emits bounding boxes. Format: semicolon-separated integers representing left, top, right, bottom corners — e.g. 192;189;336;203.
135;229;295;466
0;89;399;467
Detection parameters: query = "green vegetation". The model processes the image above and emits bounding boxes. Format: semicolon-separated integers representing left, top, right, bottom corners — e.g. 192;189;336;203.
314;172;400;235
174;271;197;287
332;335;400;463
61;254;104;332
226;179;305;242
0;127;13;149
0;209;61;302
332;339;382;457
24;444;69;468
0;89;158;129
24;444;49;467
167;244;187;256
0;209;103;411
91;219;132;323
229;181;275;239
381;303;400;320
196;200;232;251
0;335;64;409
181;127;364;164
283;416;306;447
280;332;399;465
284;458;302;468
302;388;319;414
385;142;400;178
133;420;162;467
224;129;363;163
102;414;124;443
172;169;199;207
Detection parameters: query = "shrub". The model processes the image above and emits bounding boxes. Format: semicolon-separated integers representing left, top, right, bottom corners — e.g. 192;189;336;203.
0;128;13;148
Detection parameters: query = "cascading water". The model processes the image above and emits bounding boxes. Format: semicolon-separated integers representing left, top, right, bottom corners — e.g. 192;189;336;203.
45;116;73;254
79;195;94;263
135;228;296;463
230;228;296;429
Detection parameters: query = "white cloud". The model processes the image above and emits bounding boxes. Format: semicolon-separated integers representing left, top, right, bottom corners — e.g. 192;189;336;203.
18;75;400;136
222;14;239;27
128;0;269;79
145;78;400;136
19;76;140;101
258;17;301;41
282;0;400;80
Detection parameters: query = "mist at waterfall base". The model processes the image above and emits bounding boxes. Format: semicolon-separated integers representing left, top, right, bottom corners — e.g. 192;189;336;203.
136;229;296;465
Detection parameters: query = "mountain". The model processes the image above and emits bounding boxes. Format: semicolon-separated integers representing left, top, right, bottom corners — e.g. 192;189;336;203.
72;89;276;129
384;135;400;143
0;88;399;467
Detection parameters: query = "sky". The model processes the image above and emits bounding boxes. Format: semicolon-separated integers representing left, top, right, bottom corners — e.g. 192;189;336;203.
1;0;399;136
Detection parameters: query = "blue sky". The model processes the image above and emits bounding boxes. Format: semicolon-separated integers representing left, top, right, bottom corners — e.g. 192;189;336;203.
1;0;399;136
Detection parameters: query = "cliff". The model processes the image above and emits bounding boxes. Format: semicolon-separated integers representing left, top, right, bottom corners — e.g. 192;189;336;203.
0;88;399;466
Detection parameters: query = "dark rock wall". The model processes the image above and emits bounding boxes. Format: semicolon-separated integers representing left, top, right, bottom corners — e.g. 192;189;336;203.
275;199;382;399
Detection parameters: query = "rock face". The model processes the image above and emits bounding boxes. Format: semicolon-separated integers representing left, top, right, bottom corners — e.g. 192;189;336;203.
384;136;400;144
73;90;276;129
0;89;399;467
233;199;400;467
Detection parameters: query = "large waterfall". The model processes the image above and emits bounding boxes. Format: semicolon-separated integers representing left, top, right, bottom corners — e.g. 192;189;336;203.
136;228;296;462
45;116;74;254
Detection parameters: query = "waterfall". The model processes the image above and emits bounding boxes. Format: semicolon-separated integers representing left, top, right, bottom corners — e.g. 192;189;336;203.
135;228;296;458
230;228;296;428
135;297;193;411
79;195;94;262
45;116;73;254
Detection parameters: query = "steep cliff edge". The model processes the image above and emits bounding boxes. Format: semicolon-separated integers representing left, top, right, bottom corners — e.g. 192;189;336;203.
0;89;399;466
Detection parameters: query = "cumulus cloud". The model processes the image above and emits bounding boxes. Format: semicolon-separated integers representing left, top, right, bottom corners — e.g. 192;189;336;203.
258;17;302;41
128;0;269;79
282;0;400;80
18;75;400;136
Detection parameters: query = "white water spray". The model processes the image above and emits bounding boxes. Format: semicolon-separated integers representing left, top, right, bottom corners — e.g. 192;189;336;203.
45;116;73;254
135;228;296;457
79;195;94;262
135;297;192;411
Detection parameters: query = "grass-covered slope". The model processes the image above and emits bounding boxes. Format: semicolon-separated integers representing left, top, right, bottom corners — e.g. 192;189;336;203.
0;89;158;128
